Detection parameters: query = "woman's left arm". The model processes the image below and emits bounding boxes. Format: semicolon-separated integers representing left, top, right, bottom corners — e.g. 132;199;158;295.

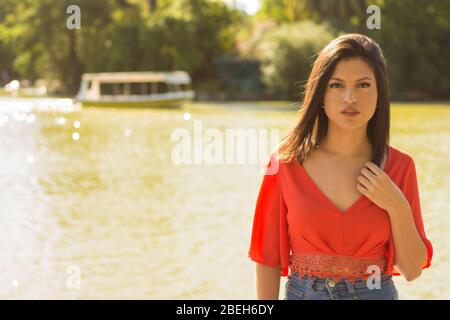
357;161;428;281
385;201;428;281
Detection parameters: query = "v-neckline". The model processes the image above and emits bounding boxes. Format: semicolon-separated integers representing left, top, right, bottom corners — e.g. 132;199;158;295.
297;145;391;214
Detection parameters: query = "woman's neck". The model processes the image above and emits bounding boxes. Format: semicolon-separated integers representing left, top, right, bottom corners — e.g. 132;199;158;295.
318;132;372;159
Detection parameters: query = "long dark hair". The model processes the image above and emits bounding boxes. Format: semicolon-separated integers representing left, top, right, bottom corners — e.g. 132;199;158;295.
278;33;390;166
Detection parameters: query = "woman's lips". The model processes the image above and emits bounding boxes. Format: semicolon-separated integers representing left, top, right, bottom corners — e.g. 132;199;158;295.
341;111;360;117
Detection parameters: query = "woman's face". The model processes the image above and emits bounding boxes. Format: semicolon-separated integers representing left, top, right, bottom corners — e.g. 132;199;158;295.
323;57;378;130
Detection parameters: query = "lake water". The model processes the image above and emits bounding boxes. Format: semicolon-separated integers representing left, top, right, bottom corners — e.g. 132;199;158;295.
0;97;448;299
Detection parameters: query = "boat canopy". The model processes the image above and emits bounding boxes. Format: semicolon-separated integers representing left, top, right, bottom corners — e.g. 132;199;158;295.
80;71;191;84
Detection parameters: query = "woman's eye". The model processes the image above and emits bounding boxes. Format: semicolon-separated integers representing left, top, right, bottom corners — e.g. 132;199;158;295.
358;82;371;88
329;83;342;88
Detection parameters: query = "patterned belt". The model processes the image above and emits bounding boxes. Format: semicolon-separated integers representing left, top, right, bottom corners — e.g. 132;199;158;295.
290;253;387;284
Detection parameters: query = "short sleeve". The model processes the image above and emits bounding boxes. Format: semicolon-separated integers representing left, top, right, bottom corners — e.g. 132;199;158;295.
248;154;291;277
402;156;433;270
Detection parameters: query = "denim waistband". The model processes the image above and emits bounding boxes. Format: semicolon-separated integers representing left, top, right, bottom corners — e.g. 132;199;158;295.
289;271;393;290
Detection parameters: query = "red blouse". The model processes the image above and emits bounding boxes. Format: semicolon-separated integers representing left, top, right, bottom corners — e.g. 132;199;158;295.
248;144;433;283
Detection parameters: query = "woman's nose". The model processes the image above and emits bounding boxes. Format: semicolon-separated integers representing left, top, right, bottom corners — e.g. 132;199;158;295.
343;88;357;104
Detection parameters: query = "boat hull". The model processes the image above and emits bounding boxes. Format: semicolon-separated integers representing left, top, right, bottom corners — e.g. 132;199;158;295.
78;97;190;108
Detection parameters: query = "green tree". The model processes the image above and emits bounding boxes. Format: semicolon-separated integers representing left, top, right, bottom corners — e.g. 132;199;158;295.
257;0;292;23
255;21;335;99
376;0;450;99
258;0;367;30
302;0;367;31
140;0;241;83
2;0;241;95
7;0;116;94
0;0;18;84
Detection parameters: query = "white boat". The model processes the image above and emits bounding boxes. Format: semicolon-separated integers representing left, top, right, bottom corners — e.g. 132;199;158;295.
76;71;194;108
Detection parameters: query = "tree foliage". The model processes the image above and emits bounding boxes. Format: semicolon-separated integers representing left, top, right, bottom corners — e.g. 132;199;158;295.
255;21;335;99
0;0;449;99
0;0;241;94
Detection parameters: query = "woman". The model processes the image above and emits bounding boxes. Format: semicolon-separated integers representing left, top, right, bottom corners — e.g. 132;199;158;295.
248;34;433;300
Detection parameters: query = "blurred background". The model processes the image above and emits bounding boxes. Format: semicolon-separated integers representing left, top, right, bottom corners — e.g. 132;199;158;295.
0;0;448;299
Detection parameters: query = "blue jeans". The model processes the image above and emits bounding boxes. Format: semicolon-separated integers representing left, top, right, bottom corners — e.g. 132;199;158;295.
284;272;399;300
